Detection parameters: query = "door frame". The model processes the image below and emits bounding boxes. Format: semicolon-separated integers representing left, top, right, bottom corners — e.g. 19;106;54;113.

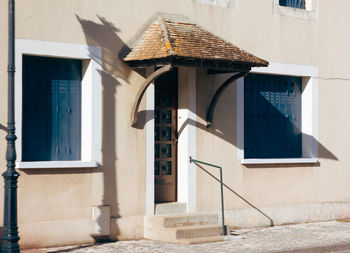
145;67;197;215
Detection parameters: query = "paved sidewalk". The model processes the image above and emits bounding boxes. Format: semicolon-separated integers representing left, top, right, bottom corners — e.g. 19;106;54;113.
24;220;350;253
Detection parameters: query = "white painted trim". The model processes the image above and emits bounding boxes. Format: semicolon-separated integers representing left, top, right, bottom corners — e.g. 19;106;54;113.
251;62;318;77
301;76;318;158
16;161;98;169
236;78;244;160
177;67;196;212
15;39;102;168
237;62;318;164
89;52;102;163
145;68;155;215
241;158;318;165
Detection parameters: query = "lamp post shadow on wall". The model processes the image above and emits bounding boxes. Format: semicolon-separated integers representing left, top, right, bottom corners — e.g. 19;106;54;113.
1;0;20;252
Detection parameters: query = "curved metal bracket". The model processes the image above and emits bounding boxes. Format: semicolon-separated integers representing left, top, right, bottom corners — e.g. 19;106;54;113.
206;72;248;128
131;65;173;126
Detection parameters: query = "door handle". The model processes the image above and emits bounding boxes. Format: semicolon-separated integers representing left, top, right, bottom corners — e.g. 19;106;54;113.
173;132;178;145
173;138;178;145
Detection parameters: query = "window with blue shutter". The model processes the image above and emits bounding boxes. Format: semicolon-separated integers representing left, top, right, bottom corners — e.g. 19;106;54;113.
279;0;305;9
22;56;81;161
244;74;302;159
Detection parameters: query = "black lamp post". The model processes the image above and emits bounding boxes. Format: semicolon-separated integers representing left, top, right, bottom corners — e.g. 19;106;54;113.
1;0;20;252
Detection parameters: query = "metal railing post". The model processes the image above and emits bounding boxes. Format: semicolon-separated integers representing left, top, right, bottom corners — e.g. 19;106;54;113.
218;164;226;236
190;157;226;236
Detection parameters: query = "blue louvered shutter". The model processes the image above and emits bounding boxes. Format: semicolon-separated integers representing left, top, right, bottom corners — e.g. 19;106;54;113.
244;74;302;158
22;56;81;161
51;79;81;160
279;0;305;9
68;80;81;160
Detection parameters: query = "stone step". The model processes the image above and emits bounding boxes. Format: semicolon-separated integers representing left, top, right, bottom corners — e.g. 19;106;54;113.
175;224;223;239
155;202;187;215
144;223;224;242
176;235;225;245
144;213;226;244
144;213;218;228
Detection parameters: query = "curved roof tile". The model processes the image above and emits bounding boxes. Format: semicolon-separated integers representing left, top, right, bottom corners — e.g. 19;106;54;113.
121;13;268;69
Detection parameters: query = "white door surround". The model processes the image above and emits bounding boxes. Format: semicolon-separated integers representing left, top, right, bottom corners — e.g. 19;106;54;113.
145;67;197;214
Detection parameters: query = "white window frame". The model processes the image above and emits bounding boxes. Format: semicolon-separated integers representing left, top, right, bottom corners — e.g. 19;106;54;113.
237;62;318;164
15;39;102;169
272;0;318;19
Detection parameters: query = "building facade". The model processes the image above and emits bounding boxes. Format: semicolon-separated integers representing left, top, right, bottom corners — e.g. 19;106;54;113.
0;0;349;248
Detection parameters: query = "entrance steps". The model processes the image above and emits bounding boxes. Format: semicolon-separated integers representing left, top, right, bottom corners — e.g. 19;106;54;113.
155;202;187;215
144;213;227;244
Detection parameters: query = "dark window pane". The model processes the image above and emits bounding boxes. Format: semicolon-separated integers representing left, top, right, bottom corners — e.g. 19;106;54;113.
161;127;172;141
161;144;172;158
161;161;171;175
161;110;172;124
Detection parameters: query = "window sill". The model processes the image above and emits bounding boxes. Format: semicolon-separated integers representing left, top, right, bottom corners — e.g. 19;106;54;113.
16;161;99;169
241;158;318;164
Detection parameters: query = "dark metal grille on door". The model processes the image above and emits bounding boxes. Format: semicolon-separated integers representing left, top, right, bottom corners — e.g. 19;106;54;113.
155;92;176;176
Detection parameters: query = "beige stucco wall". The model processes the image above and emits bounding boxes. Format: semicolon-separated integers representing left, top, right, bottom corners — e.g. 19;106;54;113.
194;0;350;217
0;0;349;248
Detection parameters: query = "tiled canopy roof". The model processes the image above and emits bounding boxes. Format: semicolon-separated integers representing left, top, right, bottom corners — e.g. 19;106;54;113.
121;13;268;71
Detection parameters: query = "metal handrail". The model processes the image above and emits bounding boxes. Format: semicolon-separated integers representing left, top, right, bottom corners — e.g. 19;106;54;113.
189;157;226;236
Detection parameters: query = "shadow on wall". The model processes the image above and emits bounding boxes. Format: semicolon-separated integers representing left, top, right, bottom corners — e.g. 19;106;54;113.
197;71;337;162
76;15;133;241
22;15;142;243
136;111;337;163
193;162;274;226
76;15;131;81
76;15;337;233
17;15;134;245
135;70;338;162
132;68;338;227
0;124;6;132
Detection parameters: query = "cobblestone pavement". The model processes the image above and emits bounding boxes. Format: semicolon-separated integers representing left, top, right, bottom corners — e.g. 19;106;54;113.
25;221;350;253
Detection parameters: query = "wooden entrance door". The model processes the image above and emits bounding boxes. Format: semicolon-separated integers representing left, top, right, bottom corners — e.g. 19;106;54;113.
154;69;178;203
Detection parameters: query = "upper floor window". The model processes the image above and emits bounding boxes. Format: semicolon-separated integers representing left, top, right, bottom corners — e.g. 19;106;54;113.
273;0;316;19
279;0;305;9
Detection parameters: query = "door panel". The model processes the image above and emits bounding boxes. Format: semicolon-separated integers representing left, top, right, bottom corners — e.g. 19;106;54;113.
155;69;178;203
